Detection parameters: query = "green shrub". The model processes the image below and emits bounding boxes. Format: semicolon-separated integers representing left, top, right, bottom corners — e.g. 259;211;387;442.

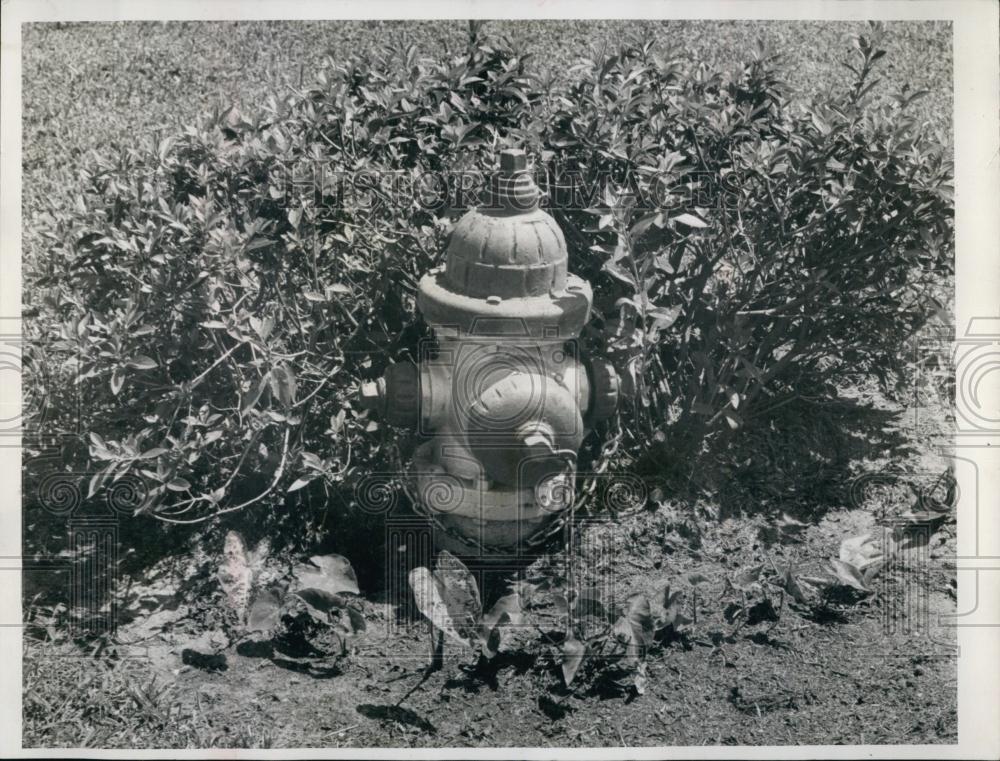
538;26;953;454
24;22;952;544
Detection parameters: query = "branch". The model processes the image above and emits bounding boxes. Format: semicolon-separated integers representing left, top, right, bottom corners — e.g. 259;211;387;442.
153;426;290;525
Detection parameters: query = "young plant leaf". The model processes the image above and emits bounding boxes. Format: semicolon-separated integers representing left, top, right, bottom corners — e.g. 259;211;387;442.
730;564;764;592
561;636;587;686
778;564;811;605
291;587;351;613
217;531;253;622
650;583;689;632
280;590;328;626
482;592;522;630
478;607;513;659
632;660;649;695
292;554;360;596
432;551;482;643
289;588;366;648
408;566;468;647
839;533;883;571
828;559;872;593
573;587;611;624
621;593;655;648
246;587;283;633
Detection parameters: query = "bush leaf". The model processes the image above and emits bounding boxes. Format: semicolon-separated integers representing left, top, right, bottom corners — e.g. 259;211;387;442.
269;364;297;407
670;212;708;229
126;355;157;370
241;373;269;415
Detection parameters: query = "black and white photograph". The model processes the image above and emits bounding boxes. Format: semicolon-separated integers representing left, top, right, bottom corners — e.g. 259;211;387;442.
1;0;998;757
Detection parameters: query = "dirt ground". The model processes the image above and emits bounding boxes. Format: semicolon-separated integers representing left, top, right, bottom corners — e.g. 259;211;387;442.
116;523;956;749
23;384;958;749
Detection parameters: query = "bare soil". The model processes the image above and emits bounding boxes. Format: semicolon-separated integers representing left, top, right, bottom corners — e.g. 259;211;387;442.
118;523;956;748
23;390;958;749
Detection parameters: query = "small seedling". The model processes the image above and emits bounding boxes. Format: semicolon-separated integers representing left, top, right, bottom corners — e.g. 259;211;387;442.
408;551;522;670
555;582;692;695
240;547;366;658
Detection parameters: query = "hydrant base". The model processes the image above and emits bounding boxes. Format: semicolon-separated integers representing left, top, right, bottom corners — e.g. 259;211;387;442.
411;441;570;554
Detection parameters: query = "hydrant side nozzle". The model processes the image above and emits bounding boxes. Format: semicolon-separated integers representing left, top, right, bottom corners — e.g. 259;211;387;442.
586;357;620;424
360;362;421;428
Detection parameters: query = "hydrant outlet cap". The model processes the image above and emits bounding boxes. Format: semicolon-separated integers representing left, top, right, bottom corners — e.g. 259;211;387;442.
382;362;420;427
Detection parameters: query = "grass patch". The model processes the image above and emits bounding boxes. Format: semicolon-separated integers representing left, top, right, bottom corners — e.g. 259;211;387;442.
23;638;275;748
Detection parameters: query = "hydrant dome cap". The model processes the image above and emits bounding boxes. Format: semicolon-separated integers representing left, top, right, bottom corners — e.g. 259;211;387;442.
444;208;568;299
442;152;568;299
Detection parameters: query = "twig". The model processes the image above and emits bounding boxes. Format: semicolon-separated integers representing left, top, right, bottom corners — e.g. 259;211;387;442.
393;636;441;709
189;340;248;389
326;723;359;737
429;623;444;671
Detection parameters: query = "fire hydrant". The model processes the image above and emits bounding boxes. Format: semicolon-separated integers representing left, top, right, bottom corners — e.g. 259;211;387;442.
360;149;618;554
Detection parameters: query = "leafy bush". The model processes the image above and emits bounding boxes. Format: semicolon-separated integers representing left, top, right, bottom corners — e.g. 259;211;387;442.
24;23;952;549
537;26;952;455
